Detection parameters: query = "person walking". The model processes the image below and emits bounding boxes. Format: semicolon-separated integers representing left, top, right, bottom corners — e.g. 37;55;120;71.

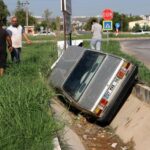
7;16;31;63
90;18;102;51
0;18;12;76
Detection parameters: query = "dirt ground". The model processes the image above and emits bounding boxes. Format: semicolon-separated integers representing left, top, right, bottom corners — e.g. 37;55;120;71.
71;114;134;150
56;99;134;150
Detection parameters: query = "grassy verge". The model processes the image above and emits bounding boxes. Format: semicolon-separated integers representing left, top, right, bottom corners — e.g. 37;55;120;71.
103;32;150;38
83;40;150;86
0;42;61;150
26;33;150;43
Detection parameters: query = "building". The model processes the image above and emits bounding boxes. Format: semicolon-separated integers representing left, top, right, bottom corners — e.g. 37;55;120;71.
129;20;150;30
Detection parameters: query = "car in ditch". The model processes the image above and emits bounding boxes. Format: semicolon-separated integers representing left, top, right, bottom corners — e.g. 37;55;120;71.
50;46;138;125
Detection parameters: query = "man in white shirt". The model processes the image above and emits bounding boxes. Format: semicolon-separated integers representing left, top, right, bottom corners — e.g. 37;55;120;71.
91;18;102;51
7;16;31;63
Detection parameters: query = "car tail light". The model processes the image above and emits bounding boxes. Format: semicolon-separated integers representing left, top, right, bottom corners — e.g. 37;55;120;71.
117;69;125;79
122;61;130;69
99;98;108;107
125;62;130;69
95;107;103;116
95;98;108;116
117;62;130;79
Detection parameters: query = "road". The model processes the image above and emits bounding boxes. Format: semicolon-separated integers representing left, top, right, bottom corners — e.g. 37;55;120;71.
120;39;150;69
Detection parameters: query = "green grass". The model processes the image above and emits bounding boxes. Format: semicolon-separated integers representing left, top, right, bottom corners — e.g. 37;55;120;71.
27;35;57;41
83;40;150;86
25;32;150;43
0;42;62;150
103;32;150;38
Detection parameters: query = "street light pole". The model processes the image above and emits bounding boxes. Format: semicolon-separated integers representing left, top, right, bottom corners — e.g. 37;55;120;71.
26;1;29;27
21;0;29;27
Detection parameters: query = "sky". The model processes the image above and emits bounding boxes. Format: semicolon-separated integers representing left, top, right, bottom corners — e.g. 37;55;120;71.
3;0;150;17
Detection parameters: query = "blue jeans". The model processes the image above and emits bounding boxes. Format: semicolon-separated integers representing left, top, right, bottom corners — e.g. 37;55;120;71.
11;48;21;63
90;39;101;51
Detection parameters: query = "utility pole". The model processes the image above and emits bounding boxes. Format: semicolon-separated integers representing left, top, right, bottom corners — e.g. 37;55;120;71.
21;0;29;27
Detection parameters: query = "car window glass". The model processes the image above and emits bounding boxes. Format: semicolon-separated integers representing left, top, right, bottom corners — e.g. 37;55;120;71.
63;51;106;101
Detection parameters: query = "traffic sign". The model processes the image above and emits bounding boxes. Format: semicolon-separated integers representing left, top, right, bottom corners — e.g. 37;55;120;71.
102;9;113;20
103;21;113;30
61;0;72;15
115;22;120;29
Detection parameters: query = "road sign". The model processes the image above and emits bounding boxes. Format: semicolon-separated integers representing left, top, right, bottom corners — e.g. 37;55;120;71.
115;22;120;29
103;21;113;30
102;9;113;20
61;0;72;15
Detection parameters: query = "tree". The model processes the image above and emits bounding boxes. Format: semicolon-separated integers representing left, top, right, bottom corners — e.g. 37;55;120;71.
16;0;22;10
43;9;52;33
15;9;36;26
132;23;141;32
112;12;142;32
15;1;36;26
0;0;10;25
142;25;150;31
50;21;56;31
83;17;98;31
56;16;61;31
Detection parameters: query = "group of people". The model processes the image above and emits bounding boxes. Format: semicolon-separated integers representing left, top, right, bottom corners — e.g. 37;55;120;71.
0;16;31;76
0;16;102;76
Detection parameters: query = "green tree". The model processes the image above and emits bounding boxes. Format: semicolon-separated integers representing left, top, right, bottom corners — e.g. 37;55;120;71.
112;12;142;32
132;23;141;32
40;20;47;29
56;16;61;31
83;17;98;31
43;9;52;33
15;9;36;26
142;24;150;31
15;0;36;26
0;0;10;25
50;21;56;31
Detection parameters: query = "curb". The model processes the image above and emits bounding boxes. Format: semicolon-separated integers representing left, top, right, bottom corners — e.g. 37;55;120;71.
51;100;86;150
53;137;61;150
133;84;150;103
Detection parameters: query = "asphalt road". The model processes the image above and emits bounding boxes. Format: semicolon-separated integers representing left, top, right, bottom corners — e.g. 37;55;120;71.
120;39;150;69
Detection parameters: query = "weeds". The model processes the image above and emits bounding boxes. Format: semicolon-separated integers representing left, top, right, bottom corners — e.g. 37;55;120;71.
0;42;61;150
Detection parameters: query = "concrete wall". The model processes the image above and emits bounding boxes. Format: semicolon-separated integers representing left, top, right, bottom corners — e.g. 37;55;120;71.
111;84;150;150
132;84;150;103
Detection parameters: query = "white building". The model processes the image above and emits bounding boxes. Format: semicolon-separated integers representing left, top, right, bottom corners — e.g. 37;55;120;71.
129;20;150;30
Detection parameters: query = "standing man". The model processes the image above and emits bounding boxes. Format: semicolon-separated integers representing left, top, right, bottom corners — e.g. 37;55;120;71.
7;16;31;63
0;19;12;76
91;18;102;51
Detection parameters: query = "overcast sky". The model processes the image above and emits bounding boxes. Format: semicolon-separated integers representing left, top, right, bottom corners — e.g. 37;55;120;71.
3;0;150;17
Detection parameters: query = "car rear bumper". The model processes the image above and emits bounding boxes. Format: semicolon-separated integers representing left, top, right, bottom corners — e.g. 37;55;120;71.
97;65;138;125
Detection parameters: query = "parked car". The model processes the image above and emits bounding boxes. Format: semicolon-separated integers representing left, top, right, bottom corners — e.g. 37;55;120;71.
50;46;138;125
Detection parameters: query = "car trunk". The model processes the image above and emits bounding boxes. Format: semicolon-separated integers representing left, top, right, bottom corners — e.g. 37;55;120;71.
78;55;122;111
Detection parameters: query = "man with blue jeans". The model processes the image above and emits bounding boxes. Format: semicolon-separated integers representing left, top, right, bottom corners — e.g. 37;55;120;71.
7;16;31;63
91;19;102;51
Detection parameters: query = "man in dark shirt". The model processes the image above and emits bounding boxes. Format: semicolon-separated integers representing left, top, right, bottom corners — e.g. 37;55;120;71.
0;19;12;76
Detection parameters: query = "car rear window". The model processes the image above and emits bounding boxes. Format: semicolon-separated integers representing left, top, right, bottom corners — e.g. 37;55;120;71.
63;50;106;101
